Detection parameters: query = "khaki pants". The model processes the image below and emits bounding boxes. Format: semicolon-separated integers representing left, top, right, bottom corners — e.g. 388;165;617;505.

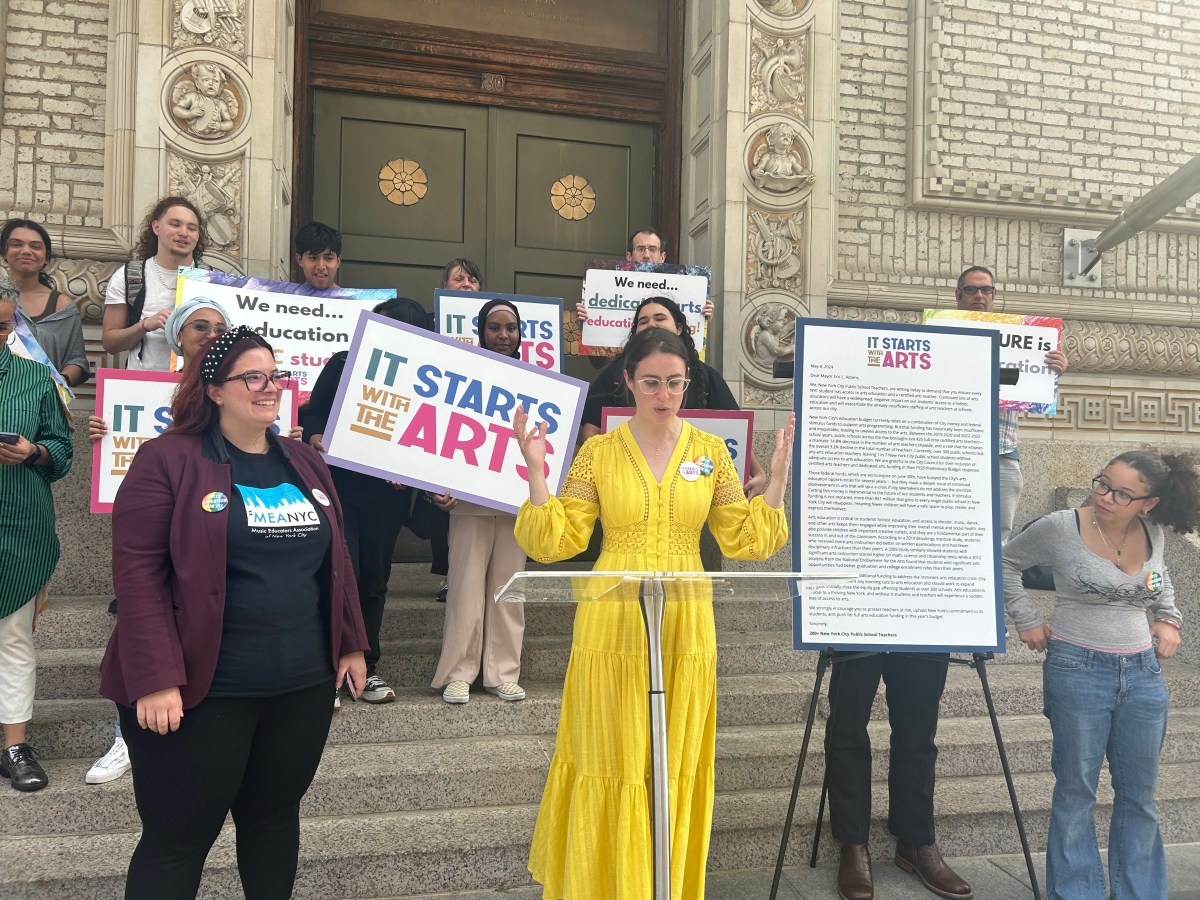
431;512;526;688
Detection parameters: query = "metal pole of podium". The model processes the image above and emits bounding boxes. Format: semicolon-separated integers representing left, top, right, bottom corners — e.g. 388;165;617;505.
641;575;672;900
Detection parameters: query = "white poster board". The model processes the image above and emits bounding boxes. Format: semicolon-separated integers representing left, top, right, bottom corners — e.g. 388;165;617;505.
600;407;754;486
792;319;1003;653
90;369;298;513
434;290;564;372
176;268;394;400
581;267;709;355
322;313;588;515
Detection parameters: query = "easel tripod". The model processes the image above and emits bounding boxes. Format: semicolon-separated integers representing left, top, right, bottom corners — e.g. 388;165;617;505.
768;649;1042;900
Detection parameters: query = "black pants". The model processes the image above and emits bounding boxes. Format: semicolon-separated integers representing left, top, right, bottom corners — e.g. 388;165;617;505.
823;652;949;846
337;471;411;676
118;681;333;900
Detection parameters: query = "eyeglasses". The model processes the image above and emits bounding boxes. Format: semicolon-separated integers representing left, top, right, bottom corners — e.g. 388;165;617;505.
185;321;229;336
1091;477;1153;507
632;245;663;255
958;285;996;296
220;370;292;392
634;376;690;395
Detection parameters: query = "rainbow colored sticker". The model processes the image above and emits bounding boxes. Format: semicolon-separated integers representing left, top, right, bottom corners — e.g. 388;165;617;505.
1145;571;1163;592
201;491;228;513
696;455;715;476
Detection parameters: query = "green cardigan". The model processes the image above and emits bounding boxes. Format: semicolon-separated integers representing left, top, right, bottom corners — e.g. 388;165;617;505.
0;345;72;618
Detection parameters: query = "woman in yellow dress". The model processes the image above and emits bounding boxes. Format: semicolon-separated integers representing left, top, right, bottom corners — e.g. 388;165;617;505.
513;326;794;899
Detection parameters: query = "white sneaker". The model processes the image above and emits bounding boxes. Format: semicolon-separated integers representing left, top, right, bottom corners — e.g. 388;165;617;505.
85;737;130;784
442;681;470;704
485;682;526;702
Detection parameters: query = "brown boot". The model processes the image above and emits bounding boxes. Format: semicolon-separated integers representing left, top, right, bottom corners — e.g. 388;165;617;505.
894;841;973;899
837;842;874;900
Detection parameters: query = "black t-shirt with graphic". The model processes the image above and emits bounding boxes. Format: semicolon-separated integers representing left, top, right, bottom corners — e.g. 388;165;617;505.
208;441;334;696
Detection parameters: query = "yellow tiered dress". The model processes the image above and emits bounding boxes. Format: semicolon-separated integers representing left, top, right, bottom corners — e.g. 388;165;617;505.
514;422;789;900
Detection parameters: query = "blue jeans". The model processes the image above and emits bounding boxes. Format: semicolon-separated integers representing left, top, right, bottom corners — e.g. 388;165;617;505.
1043;639;1168;900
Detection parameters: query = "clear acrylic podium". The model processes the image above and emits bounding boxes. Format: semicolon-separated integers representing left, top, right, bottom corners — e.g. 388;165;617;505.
496;570;855;900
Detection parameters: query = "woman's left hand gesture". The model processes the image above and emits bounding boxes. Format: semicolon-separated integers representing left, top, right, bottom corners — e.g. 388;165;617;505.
1151;620;1181;660
762;413;796;509
337;651;366;700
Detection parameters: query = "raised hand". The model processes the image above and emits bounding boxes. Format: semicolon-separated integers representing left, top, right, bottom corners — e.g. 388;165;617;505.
513;405;550;505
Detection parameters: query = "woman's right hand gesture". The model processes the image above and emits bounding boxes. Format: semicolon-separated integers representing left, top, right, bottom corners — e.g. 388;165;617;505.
136;686;183;735
513;405;550;505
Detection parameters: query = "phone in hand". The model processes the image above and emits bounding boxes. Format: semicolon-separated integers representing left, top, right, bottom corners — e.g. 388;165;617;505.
343;673;357;702
0;433;20;445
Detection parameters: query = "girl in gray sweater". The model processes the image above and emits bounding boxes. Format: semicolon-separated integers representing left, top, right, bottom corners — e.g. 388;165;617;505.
1002;451;1198;900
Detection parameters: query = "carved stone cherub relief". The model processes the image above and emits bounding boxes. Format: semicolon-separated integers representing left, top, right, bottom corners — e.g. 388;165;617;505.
171;62;240;139
746;302;798;367
750;123;816;194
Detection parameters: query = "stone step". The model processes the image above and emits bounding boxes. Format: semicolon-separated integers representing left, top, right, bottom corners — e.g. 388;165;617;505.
7;710;1199;840
2;763;1196;899
28;660;1200;761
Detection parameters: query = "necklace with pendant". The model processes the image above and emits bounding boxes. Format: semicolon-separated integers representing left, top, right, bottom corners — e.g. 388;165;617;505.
1092;510;1133;569
633;424;679;460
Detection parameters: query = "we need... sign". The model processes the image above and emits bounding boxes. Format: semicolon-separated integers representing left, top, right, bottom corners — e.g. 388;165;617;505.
322;314;588;514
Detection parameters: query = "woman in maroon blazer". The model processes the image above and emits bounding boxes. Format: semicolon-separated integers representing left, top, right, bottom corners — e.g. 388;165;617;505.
100;326;368;900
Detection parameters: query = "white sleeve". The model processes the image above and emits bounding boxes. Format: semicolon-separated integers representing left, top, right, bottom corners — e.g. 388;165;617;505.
104;265;128;306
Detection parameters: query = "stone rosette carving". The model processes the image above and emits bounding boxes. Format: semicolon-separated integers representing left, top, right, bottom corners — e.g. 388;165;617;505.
743;300;798;374
747;123;815;195
378;159;428;207
172;0;246;57
167;152;244;254
747;207;805;292
169;62;245;140
551;175;597;221
750;31;807;119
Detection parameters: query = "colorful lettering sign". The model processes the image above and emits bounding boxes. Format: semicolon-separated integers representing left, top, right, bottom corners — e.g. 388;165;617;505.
923;309;1063;413
322;313;587;515
581;263;710;356
176;268;396;401
90;369;297;513
600;407;754;486
434;290;564;372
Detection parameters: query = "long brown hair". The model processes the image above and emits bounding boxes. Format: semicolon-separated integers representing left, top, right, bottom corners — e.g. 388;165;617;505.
168;333;270;435
132;196;208;262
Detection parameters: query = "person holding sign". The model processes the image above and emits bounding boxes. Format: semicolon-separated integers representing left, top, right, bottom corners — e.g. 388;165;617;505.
101;196;207;371
1003;451;1197;900
2;218;90;387
100;326;368;899
303;297;435;707
512;326;793;899
956;266;1068;542
578;296;767;497
430;298;530;705
0;288;73;792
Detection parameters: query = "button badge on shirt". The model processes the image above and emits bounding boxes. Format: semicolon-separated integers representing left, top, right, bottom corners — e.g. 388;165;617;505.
679;461;701;482
201;491;228;513
312;488;331;507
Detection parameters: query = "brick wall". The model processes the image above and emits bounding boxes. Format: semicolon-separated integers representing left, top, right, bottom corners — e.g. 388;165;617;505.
0;0;108;226
837;0;1200;298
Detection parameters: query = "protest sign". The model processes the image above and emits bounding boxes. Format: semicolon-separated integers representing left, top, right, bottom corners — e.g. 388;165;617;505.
601;407;754;486
434;290;564;372
792;319;1003;653
923;309;1062;413
581;263;710;356
176;268;395;401
90;369;298;513
323;313;588;515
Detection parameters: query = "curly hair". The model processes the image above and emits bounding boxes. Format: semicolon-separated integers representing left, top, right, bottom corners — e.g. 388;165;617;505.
1111;450;1200;535
132;196;208;262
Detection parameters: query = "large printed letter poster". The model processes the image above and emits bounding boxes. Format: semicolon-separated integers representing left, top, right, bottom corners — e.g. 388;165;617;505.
580;263;710;357
91;369;298;513
923;308;1062;413
322;313;588;515
434;290;564;372
792;319;1004;653
176;268;395;401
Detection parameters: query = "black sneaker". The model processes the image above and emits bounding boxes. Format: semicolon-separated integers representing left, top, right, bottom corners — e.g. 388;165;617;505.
361;675;396;704
107;597;117;615
0;743;48;792
436;581;448;602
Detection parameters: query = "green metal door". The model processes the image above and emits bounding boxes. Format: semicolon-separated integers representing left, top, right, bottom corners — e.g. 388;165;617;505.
312;92;655;376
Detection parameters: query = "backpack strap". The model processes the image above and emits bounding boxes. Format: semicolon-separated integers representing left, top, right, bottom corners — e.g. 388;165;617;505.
123;259;147;329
